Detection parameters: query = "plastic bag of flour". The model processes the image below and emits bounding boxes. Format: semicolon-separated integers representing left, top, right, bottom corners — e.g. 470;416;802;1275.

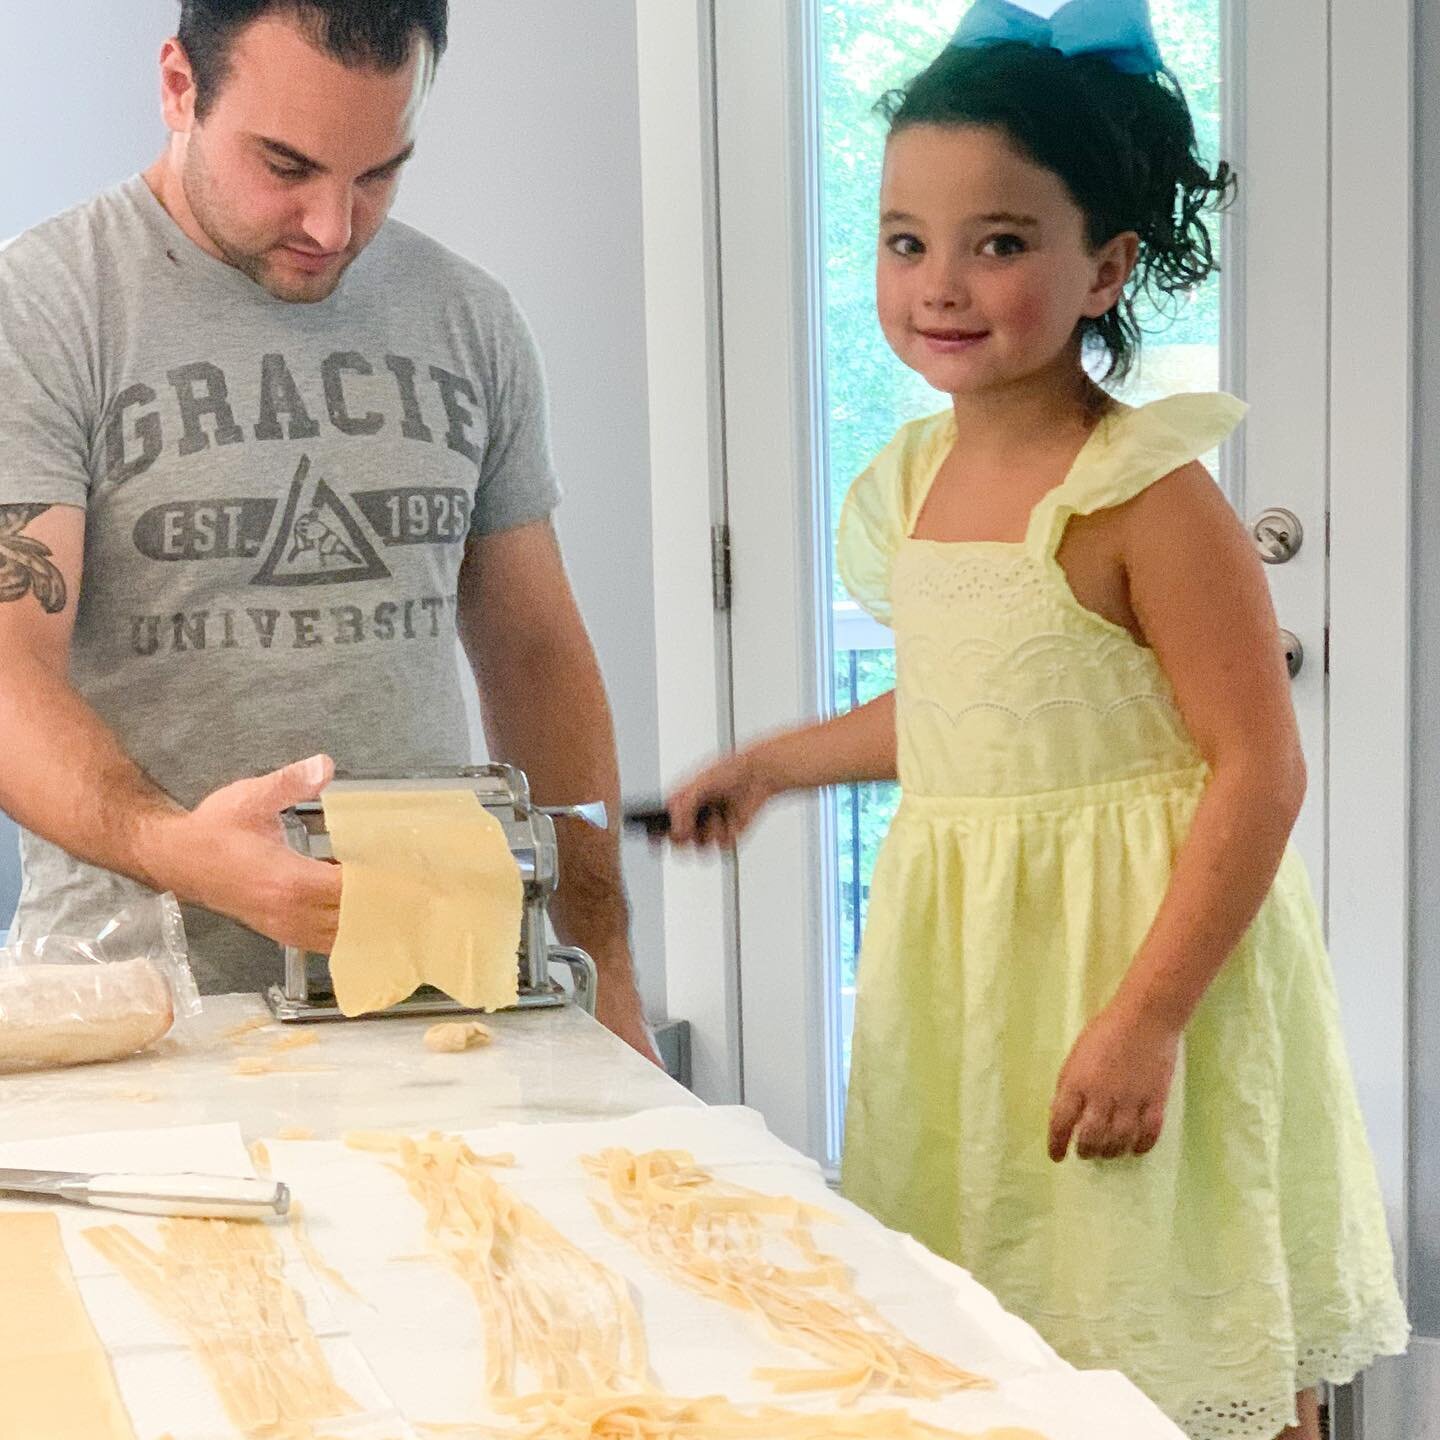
0;894;202;1072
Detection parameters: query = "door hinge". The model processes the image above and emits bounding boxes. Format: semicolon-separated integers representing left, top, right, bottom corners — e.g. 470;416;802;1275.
711;523;732;612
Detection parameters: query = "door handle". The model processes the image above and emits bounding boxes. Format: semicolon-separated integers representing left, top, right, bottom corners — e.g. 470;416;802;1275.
1279;629;1303;679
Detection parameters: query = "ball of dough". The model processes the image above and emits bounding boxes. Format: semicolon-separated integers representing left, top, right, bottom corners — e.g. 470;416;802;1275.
423;1020;492;1053
0;958;174;1072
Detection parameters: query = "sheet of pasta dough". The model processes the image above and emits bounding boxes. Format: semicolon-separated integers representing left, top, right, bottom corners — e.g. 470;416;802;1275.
0;1211;137;1440
325;788;523;1017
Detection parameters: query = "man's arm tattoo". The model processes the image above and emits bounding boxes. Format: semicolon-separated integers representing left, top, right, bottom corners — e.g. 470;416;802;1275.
0;504;66;613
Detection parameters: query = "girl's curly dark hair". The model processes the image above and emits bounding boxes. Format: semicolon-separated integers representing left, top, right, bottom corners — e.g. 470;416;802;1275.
877;40;1234;386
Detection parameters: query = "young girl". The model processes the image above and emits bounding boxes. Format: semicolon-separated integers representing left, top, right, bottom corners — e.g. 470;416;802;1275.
666;4;1409;1436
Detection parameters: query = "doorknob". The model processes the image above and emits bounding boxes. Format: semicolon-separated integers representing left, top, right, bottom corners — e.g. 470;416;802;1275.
1279;629;1303;679
1252;508;1303;564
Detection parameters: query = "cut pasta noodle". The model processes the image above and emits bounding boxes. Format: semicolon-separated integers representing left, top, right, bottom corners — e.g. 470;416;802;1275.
224;1015;277;1041
419;1397;1043;1440
84;1217;358;1439
344;1131;649;1397
233;1055;336;1077
288;1200;365;1302
269;1031;321;1054
345;1133;1014;1438
583;1148;988;1403
245;1142;363;1303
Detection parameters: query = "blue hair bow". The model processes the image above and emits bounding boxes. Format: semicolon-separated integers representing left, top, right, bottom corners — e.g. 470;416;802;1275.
951;0;1164;76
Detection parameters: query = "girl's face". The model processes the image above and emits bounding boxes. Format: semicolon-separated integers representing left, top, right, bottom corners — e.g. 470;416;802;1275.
877;123;1136;398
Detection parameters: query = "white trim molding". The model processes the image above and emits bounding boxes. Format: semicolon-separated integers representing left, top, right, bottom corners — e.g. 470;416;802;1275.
1325;0;1415;1432
634;0;741;1104
712;0;832;1160
1326;0;1413;1266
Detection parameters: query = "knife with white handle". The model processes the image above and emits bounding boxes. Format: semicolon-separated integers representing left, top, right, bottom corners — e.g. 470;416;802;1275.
0;1168;290;1220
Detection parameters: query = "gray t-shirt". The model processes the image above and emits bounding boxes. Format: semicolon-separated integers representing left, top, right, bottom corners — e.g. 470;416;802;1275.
0;176;561;992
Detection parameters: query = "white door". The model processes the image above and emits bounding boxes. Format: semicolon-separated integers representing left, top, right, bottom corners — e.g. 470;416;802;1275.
708;0;1414;1431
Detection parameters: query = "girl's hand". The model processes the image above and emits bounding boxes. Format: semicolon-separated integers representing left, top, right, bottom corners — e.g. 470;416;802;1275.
665;746;780;849
1048;1003;1181;1162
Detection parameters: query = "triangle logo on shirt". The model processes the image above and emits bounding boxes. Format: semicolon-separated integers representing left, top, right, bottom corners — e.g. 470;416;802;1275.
251;456;391;587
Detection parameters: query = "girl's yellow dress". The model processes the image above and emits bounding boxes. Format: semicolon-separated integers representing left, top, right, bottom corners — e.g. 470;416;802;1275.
836;393;1408;1439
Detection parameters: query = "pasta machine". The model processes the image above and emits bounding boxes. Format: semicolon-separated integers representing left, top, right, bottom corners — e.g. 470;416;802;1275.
266;764;601;1023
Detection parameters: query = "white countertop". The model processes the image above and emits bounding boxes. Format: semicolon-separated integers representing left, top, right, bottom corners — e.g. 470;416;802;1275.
0;994;1186;1438
0;992;696;1145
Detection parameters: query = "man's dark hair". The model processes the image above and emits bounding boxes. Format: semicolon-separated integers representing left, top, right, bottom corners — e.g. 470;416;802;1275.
178;1;449;119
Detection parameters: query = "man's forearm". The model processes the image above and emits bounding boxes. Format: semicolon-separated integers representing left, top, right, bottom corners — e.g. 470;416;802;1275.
471;634;635;987
456;522;655;1057
0;652;184;890
0;654;342;951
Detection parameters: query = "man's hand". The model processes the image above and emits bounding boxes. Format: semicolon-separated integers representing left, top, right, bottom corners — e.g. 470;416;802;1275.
1048;1001;1181;1162
157;754;342;954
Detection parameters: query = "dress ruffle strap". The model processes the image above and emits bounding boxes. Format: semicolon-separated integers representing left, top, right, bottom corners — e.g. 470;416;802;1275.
1026;392;1248;557
836;411;953;626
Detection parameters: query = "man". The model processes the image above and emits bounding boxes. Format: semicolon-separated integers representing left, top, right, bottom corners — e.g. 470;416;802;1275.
0;0;658;1060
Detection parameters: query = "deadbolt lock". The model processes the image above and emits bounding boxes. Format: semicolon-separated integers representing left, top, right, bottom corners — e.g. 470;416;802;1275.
1252;508;1303;564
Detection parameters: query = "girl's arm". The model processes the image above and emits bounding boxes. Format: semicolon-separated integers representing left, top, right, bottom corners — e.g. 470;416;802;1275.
1049;462;1306;1162
666;691;898;847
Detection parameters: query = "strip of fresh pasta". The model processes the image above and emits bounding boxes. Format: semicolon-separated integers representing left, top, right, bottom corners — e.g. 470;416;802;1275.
584;1147;989;1403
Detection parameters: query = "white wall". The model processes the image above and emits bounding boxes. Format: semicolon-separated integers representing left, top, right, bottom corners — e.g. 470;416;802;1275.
0;2;668;1020
0;1;176;933
0;5;175;231
397;3;665;1017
